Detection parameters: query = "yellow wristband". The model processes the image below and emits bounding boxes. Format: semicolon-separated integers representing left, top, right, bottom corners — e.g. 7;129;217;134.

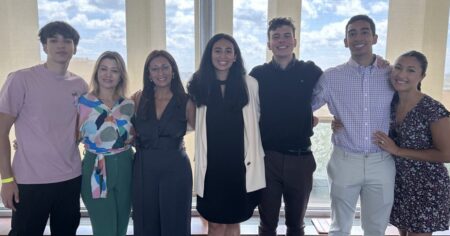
1;177;14;184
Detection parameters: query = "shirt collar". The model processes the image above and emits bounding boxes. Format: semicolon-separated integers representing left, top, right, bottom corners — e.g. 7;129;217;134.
270;54;297;70
347;54;379;69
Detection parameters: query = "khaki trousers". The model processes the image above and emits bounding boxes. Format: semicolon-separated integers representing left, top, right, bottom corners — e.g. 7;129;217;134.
328;146;395;236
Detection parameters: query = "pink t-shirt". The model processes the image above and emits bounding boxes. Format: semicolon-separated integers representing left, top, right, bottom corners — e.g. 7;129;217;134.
0;64;88;184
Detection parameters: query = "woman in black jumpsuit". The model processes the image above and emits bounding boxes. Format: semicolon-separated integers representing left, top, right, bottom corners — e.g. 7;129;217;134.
132;50;195;236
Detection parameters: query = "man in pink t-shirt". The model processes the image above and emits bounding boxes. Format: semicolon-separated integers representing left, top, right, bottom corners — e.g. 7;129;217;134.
0;21;88;236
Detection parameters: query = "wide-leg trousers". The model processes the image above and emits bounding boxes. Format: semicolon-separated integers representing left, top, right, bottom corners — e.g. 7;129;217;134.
81;149;133;236
132;149;192;236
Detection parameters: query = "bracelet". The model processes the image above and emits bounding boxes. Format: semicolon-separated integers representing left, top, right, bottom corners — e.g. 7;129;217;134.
1;177;14;184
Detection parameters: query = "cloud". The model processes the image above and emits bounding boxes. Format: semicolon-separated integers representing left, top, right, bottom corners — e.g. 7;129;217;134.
302;0;333;19
92;0;124;8
302;0;387;19
38;0;105;18
233;0;268;68
370;1;389;14
235;0;267;13
335;0;369;16
69;0;104;14
38;0;71;21
166;0;195;73
38;0;71;12
373;19;387;52
70;13;123;30
167;10;194;34
166;0;193;10
301;20;347;48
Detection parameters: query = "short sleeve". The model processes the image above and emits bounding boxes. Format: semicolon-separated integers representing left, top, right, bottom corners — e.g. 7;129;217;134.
77;95;92;132
425;97;450;123
0;72;26;117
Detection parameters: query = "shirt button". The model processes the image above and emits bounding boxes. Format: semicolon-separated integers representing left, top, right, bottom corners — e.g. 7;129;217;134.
365;123;368;126
247;162;251;166
364;108;368;111
365;137;368;140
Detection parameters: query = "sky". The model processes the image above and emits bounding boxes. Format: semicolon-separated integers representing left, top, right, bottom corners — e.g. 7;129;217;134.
37;0;450;85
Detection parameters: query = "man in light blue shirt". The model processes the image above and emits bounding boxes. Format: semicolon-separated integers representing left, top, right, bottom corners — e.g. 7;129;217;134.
312;15;395;236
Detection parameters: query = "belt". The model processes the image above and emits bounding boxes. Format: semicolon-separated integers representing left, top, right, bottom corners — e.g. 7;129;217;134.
135;137;183;151
271;146;312;156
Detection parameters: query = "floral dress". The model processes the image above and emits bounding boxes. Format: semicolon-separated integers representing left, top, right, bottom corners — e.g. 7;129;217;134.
389;94;450;233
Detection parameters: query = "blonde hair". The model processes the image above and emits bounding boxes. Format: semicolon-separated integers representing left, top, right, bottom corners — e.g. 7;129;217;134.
90;51;128;97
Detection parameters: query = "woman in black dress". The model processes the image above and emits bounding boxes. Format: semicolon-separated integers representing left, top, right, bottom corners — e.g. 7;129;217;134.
132;50;195;236
188;33;266;236
373;51;450;236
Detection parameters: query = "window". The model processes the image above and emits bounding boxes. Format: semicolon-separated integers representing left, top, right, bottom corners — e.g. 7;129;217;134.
166;0;195;81
2;0;450;216
233;0;268;71
37;0;127;82
165;0;196;170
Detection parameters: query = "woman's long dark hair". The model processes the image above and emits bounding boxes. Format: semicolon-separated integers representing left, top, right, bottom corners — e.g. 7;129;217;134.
137;50;187;120
187;33;248;111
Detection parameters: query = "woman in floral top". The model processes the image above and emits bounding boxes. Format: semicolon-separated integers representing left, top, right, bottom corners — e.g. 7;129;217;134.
78;51;134;236
373;51;450;236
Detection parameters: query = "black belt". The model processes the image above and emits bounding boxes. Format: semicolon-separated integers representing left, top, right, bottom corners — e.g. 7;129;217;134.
270;146;312;156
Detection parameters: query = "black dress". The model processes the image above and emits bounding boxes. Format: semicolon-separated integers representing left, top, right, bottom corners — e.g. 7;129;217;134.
196;80;259;224
132;94;192;236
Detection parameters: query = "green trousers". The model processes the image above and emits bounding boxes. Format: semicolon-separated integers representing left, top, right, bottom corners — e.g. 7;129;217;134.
81;149;133;236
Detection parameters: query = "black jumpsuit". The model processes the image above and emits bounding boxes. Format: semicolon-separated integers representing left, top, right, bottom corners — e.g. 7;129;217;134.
132;95;192;236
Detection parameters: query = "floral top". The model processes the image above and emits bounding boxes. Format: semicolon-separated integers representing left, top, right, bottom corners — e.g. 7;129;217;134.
78;93;135;154
78;93;135;198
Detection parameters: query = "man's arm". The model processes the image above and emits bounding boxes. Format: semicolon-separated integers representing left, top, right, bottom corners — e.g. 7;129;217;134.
311;73;328;111
0;112;18;210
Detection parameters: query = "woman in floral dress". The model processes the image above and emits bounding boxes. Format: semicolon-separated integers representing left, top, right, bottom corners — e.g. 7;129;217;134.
373;50;450;236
